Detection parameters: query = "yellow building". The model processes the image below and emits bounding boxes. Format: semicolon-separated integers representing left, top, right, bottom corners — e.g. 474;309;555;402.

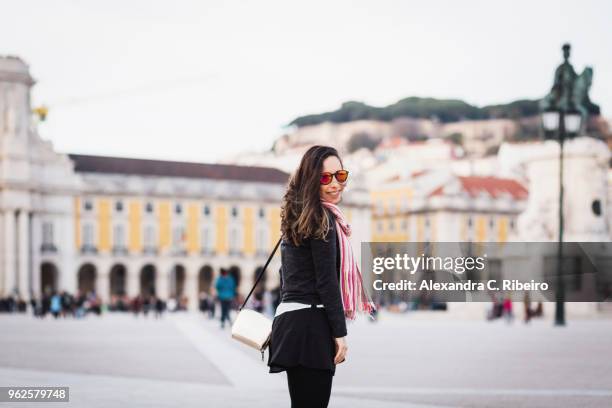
2;148;373;311
42;154;289;310
371;170;528;244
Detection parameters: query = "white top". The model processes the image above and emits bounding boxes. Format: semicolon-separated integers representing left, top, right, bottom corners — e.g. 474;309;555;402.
274;302;324;318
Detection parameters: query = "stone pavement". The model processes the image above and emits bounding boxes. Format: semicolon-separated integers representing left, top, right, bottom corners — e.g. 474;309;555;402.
0;310;611;407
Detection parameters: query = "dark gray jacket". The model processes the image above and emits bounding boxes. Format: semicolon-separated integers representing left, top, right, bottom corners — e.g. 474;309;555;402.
279;208;347;338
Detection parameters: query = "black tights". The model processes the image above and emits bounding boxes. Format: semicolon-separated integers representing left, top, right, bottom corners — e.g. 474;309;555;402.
286;366;334;408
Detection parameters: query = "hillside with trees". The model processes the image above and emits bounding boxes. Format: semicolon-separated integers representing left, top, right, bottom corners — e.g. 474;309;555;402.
289;97;540;128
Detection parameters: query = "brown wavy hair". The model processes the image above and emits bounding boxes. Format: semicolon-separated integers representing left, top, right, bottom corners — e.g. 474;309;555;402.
281;145;342;246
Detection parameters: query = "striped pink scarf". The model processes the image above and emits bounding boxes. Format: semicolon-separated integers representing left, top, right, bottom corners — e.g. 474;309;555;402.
321;200;377;320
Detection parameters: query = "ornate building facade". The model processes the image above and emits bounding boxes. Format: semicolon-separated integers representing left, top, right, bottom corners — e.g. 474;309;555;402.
0;56;371;310
370;169;528;244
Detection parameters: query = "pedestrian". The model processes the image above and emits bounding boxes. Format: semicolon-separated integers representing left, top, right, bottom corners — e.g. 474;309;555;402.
534;301;543;317
215;268;236;329
487;293;501;321
30;298;37;317
131;295;142;317
503;294;513;323
267;145;376;408
42;294;50;317
143;296;151;317
155;297;165;318
75;291;86;318
50;292;62;319
523;292;532;324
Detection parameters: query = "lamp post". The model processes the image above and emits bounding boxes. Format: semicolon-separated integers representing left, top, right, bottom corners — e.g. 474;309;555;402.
540;43;600;326
540;43;585;326
541;107;582;326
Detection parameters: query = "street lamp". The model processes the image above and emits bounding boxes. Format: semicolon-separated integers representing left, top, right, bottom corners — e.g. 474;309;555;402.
540;43;585;327
542;109;582;134
541;109;560;132
563;111;583;135
541;107;582;327
540;42;601;326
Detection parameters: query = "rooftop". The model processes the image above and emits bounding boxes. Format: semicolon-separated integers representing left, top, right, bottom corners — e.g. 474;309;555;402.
68;154;290;184
429;175;528;199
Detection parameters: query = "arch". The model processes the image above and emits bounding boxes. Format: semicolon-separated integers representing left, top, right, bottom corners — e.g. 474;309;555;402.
198;265;214;294
253;265;267;292
40;262;58;296
78;263;97;295
110;264;127;297
228;265;242;289
140;264;156;296
169;264;186;298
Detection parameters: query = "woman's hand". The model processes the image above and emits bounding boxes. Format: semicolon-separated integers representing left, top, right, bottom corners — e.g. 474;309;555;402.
334;336;348;364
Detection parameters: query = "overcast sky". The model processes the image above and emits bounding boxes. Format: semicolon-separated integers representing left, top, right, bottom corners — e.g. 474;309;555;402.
2;0;610;163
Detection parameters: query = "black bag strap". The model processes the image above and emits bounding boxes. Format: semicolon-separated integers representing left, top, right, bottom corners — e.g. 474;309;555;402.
239;237;282;311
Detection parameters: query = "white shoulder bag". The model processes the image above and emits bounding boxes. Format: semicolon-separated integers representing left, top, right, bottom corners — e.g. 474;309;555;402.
231;238;281;361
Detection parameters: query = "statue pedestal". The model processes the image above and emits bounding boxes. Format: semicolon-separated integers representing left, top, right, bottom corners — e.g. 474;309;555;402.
499;136;610;241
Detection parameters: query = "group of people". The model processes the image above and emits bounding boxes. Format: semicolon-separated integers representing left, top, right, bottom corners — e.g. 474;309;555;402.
26;291;102;318
0;271;283;325
125;295;173;318
109;294;189;316
487;293;544;323
0;291;190;319
1;291;102;318
0;295;28;313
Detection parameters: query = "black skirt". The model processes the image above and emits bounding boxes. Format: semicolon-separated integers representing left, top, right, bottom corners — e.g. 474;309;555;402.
267;305;337;376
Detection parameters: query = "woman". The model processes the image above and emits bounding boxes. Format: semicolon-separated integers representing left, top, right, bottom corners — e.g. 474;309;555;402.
268;145;375;408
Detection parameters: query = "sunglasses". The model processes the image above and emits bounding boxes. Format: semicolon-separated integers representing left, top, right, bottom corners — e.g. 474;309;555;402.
320;170;349;185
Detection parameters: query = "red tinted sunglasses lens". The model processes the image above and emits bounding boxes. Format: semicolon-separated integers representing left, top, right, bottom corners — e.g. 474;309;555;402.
320;173;333;185
336;170;349;183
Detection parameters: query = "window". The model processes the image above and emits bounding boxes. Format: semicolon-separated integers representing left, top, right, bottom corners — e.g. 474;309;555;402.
467;216;473;228
42;222;54;246
489;217;495;228
201;227;211;250
256;228;267;251
115;201;124;212
113;225;125;248
144;225;156;248
83;223;94;247
229;227;240;252
83;200;93;212
258;207;265;219
231;206;238;218
510;219;515;230
145;202;154;214
175;203;183;215
172;226;185;247
389;220;394;232
203;204;210;216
